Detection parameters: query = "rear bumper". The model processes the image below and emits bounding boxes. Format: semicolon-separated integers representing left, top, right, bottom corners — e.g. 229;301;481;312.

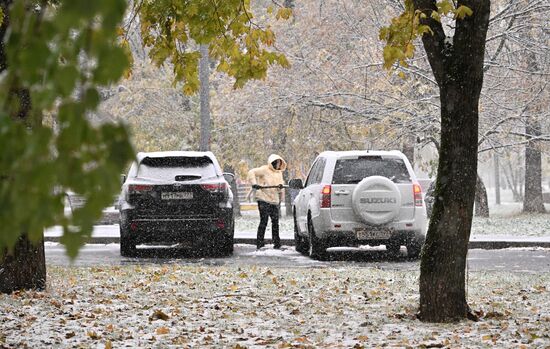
321;229;423;248
311;208;426;246
120;209;233;245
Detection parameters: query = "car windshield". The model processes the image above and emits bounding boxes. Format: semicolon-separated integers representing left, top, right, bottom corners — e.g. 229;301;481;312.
332;156;411;184
137;156;217;181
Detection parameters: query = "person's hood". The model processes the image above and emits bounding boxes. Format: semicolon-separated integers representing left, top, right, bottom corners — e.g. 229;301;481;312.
267;154;287;172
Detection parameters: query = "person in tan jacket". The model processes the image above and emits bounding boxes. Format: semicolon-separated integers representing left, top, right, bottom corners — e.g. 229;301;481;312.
247;154;287;249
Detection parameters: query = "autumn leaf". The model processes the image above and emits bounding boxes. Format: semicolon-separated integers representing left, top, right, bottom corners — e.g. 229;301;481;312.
149;309;170;321
156;327;170;335
87;331;101;340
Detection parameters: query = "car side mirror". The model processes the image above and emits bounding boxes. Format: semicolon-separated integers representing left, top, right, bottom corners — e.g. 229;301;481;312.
223;172;235;184
288;178;304;189
120;174;126;185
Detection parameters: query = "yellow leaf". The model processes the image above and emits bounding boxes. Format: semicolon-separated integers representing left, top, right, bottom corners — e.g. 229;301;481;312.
116;27;125;37
156;327;170;335
454;5;473;19
437;0;453;15
149;310;170;321
405;43;414;57
105;340;113;349
87;331;100;340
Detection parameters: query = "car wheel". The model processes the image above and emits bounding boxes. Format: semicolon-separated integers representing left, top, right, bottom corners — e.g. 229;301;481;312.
294;212;307;254
214;229;234;257
385;241;401;257
221;235;234;256
120;235;136;257
307;216;328;261
406;237;424;259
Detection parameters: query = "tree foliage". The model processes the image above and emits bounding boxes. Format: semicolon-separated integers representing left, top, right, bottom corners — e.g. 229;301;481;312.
379;0;472;70
138;0;290;94
0;0;134;258
1;0;291;259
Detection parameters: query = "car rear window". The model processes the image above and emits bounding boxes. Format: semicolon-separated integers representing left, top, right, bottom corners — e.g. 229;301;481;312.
137;156;217;180
332;156;411;184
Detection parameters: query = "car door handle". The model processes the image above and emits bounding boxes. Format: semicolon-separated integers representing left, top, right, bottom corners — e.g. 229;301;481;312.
334;190;350;195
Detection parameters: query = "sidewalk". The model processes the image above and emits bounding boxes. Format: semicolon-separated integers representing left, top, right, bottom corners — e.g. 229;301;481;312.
44;225;550;249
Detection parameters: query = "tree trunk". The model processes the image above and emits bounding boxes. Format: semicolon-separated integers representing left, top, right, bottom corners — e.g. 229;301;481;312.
475;173;489;217
502;156;522;202
419;82;480;322
414;0;490;322
199;44;211;151
0;1;47;294
402;135;416;168
523;117;545;213
494;154;500;205
0;235;47;293
522;50;545;214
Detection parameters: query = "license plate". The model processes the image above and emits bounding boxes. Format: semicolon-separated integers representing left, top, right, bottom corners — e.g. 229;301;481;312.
356;228;392;240
161;192;193;200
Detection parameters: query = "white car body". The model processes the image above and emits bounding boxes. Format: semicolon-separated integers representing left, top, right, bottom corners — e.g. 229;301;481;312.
292;150;427;259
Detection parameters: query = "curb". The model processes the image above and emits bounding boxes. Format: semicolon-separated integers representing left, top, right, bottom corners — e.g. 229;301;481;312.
43;236;550;249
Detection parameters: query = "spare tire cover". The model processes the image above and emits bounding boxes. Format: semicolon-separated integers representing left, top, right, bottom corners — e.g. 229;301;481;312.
352;176;402;225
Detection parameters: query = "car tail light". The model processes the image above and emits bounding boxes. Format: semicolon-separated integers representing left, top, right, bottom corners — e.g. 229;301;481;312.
127;184;153;202
413;183;423;207
201;183;227;193
321;185;331;208
216;218;225;229
129;184;153;192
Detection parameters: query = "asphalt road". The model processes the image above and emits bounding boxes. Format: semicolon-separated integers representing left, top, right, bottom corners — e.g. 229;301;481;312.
45;243;550;273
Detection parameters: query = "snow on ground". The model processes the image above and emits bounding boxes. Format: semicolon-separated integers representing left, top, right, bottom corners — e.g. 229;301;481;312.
1;265;548;348
471;209;550;238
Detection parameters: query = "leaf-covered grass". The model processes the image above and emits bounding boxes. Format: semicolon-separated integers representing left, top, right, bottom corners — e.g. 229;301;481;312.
1;266;548;348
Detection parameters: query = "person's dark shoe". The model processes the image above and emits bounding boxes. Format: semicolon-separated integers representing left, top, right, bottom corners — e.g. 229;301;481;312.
256;243;265;250
273;244;281;249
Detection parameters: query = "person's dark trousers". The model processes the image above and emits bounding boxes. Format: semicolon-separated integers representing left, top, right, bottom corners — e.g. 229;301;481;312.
256;200;280;249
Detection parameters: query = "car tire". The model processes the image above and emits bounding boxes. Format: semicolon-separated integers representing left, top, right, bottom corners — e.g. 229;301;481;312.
385;241;401;257
120;235;136;257
307;216;328;261
213;233;233;257
407;237;424;259
294;212;307;255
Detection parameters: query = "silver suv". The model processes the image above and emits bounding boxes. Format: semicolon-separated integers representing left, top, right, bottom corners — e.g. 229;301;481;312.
289;150;427;260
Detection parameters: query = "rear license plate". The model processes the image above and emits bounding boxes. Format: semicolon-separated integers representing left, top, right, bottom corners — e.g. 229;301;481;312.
356;228;392;240
161;192;193;200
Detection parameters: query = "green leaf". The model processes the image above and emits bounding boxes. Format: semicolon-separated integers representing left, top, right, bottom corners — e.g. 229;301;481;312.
454;5;473;19
0;0;134;260
436;0;454;15
430;10;441;22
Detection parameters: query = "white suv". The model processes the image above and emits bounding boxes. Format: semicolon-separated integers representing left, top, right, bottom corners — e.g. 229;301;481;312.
289;150;427;260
